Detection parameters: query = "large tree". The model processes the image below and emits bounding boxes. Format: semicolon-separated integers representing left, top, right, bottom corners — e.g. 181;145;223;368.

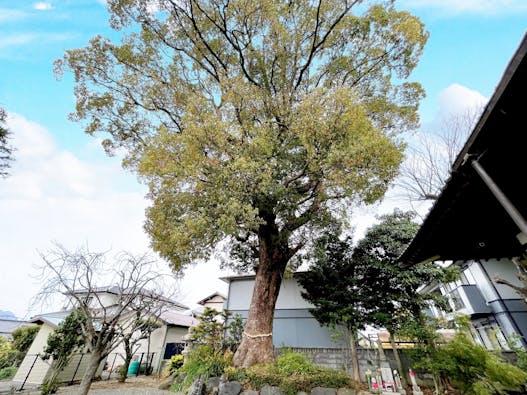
352;211;458;380
300;212;458;381
298;230;369;381
56;0;428;367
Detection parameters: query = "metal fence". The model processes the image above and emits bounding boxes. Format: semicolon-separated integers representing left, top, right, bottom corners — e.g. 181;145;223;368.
16;351;156;391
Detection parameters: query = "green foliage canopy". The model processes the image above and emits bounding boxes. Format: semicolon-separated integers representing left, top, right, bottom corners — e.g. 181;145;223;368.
42;309;86;363
300;211;459;334
189;307;244;353
57;0;428;272
11;326;39;357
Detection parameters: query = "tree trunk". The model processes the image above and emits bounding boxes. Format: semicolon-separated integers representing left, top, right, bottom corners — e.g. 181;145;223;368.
119;339;132;383
349;331;360;382
233;219;288;368
78;349;103;395
388;332;407;385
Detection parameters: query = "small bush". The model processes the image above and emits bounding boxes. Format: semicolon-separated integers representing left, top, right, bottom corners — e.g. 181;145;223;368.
173;345;231;392
166;354;184;375
235;351;351;395
275;351;316;375
0;366;17;380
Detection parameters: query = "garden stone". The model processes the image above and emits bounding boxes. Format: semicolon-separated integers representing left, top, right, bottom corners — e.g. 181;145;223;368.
219;381;242;395
311;387;337;395
241;390;259;395
188;376;206;395
158;372;177;390
297;391;309;395
260;385;284;395
337;388;356;395
207;377;221;394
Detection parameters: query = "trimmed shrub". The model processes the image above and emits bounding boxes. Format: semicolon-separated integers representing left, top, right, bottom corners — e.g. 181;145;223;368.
0;366;17;381
229;351;352;395
172;345;232;392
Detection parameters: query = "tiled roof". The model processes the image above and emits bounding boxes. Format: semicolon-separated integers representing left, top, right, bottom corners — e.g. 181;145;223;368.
159;310;199;327
0;319;34;335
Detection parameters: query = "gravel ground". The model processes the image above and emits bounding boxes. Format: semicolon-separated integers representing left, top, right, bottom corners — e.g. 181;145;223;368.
57;376;175;395
57;388;173;395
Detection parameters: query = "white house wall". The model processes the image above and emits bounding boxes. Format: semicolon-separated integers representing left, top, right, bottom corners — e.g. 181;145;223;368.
13;324;54;385
202;295;226;312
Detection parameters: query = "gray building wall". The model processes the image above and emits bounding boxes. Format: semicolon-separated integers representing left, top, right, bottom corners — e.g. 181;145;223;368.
226;277;345;349
433;258;527;348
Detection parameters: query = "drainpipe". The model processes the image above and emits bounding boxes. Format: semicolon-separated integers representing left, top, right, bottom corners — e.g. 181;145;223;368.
471;160;527;245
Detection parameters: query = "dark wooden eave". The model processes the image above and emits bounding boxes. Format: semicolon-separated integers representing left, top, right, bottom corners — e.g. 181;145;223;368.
401;33;527;265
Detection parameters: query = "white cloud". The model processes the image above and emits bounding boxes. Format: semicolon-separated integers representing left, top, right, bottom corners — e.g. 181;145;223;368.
0;8;27;22
33;2;53;11
437;83;487;119
0;34;37;48
401;0;527;15
0;33;72;49
0;113;229;318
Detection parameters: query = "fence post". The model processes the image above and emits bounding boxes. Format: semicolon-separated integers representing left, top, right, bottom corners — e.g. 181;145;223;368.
69;353;85;385
18;354;40;391
137;353;144;377
108;353;118;380
147;352;155;375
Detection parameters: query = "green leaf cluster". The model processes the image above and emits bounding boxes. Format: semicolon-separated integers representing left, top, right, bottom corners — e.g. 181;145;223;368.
225;350;352;395
11;326;39;358
42;309;86;366
299;210;458;334
173;345;233;392
58;0;428;273
189;307;244;353
432;332;527;395
0;326;39;371
0;337;18;370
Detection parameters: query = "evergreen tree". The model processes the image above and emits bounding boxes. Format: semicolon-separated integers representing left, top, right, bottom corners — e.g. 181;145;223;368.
57;0;428;366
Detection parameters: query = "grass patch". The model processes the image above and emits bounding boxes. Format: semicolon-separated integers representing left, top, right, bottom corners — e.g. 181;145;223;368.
0;366;17;381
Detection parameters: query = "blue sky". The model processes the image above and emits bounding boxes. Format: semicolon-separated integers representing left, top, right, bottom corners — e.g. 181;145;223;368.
0;0;526;318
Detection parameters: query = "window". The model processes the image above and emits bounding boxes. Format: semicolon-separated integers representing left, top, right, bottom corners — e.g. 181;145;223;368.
163;342;184;359
450;289;465;310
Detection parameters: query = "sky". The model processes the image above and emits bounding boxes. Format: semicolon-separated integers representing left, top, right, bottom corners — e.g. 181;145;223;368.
0;0;526;319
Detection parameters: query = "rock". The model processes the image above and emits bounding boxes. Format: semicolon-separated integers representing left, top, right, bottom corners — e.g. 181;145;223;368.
241;390;259;395
158;372;177;390
177;372;188;383
311;387;337;395
297;392;309;395
207;377;222;395
337;388;356;395
260;385;284;395
219;381;242;395
188;376;206;395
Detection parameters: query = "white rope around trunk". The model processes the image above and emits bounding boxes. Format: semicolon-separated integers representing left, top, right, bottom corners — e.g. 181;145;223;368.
243;331;273;338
